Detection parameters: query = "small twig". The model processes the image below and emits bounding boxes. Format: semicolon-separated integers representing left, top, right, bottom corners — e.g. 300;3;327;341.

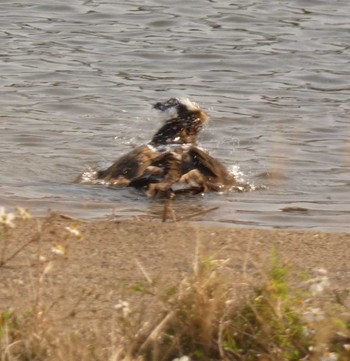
162;199;169;222
65;288;94;318
55;213;89;222
162;193;176;222
0;233;40;268
139;311;175;353
135;258;153;285
242;237;254;279
193;233;201;276
45;294;66;313
177;206;219;222
5;340;24;359
218;314;239;360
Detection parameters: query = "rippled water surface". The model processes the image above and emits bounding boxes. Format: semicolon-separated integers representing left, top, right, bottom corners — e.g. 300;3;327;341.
1;0;350;231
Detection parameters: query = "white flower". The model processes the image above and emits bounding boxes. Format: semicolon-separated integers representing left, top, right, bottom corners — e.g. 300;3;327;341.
0;207;16;228
114;300;131;317
16;206;32;221
50;245;66;256
320;352;338;361
16;206;31;220
39;255;47;262
302;325;315;337
303;307;325;322
314;268;327;275
302;268;330;296
172;357;191;361
65;225;82;238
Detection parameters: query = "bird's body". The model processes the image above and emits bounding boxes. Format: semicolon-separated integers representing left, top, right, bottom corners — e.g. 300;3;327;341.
75;98;238;196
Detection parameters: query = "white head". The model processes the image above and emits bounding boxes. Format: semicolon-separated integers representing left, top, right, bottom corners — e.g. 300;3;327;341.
153;97;202;120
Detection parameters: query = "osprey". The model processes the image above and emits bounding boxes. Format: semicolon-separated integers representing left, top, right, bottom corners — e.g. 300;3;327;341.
76;98;237;197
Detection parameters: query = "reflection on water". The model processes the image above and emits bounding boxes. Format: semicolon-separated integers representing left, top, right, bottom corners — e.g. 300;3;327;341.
1;0;350;231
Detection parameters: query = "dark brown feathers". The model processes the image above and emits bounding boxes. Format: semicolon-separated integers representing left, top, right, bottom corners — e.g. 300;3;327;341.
76;98;237;196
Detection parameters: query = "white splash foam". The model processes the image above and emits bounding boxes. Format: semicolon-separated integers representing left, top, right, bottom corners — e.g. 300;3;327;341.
178;97;201;112
229;164;245;183
78;167;99;184
229;164;256;192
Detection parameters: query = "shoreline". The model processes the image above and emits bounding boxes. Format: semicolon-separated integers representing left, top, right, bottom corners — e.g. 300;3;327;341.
1;213;350;359
2;214;349;298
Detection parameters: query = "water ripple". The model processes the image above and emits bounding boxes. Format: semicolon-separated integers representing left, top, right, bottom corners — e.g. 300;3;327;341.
0;0;349;231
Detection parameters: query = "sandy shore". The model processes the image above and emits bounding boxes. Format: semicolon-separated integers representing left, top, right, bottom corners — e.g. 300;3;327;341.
1;214;349;315
0;214;350;360
0;211;349;361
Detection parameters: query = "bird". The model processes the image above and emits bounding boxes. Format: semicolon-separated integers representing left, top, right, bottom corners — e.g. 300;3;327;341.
75;98;237;197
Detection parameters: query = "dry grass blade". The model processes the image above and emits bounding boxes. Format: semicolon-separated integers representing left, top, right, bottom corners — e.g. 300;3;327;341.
176;206;219;221
0;232;40;268
135;258;153;285
138;311;175;354
55;213;89;222
162;195;176;222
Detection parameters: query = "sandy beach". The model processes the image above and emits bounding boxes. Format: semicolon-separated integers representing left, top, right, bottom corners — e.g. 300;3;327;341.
2;213;349;314
0;212;349;360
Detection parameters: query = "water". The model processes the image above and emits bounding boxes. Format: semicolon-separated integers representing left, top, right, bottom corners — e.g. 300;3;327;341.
1;0;349;232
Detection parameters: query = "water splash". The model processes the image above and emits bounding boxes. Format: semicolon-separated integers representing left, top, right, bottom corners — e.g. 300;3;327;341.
229;164;257;192
77;167;101;184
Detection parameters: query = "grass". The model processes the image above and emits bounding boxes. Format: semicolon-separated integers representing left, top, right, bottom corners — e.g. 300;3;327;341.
119;255;349;361
0;207;350;361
